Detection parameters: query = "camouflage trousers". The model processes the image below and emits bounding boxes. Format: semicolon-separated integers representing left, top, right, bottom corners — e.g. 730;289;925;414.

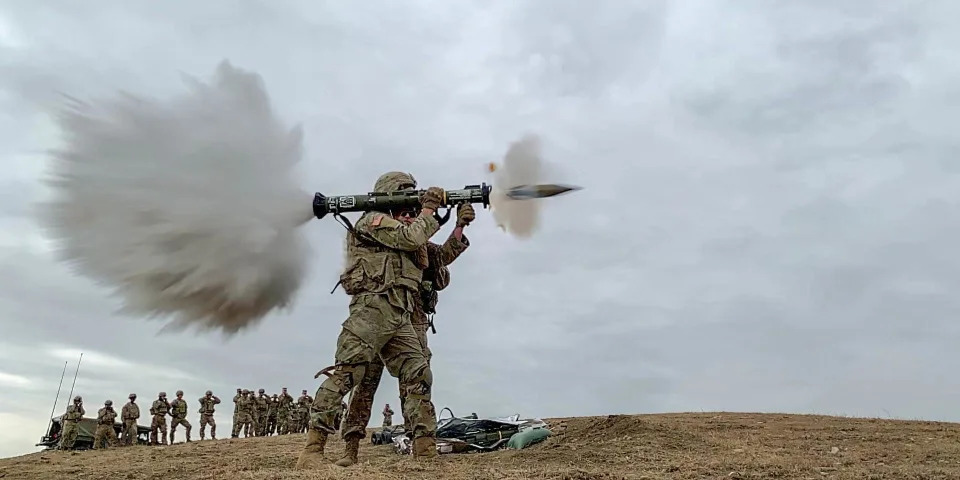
169;417;191;442
93;423;119;449
58;420;79;449
150;415;168;445
199;413;216;439
287;415;300;434
277;410;289;434
251;414;260;437
233;413;253;437
121;419;138;445
343;319;432;438
257;412;269;436
310;292;436;441
266;415;277;435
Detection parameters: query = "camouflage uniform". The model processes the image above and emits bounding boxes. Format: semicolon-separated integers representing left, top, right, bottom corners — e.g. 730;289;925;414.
382;405;395;427
198;391;220;440
339;195;472;459
169;391;192;443
230;388;242;437
266;395;279;435
287;406;301;434
120;394;140;446
93;401;120;449
149;393;171;445
277;389;293;434
297;391;313;433
233;390;255;437
297;172;443;470
58;397;84;450
256;390;270;436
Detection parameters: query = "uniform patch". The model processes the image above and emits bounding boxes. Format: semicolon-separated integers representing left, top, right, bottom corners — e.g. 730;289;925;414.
371;214;383;227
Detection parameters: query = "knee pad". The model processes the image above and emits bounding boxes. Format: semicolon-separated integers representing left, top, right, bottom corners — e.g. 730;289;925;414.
317;363;365;396
403;363;433;400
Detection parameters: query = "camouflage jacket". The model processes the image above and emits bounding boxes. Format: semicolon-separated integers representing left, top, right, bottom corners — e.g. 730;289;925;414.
121;402;139;421
63;404;84;422
198;395;220;415
413;234;470;325
97;407;117;425
337;211;440;300
277;393;294;413
150;399;170;416
297;394;312;409
170;398;189;419
233;393;242;414
238;395;256;415
267;400;278;419
256;395;269;415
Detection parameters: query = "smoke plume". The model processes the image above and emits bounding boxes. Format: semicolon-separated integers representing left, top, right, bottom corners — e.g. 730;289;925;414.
37;60;313;336
489;134;544;238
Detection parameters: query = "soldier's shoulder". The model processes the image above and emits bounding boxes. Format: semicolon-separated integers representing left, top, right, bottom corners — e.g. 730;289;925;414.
357;212;402;230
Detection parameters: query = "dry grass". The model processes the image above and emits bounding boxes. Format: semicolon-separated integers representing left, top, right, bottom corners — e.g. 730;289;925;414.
2;412;959;479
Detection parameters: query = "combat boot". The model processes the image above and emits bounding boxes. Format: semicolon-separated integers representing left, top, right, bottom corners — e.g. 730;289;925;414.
334;434;361;467
295;429;328;469
412;436;438;460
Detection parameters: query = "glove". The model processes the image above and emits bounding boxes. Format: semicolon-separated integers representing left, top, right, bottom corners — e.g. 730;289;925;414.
420;187;444;211
456;203;475;227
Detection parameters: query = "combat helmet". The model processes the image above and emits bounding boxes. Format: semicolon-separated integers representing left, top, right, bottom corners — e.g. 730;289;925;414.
373;171;417;193
205;390;213;396
73;395;82;402
159;391;166;397
176;390;184;396
258;388;265;394
129;393;137;400
104;400;113;406
242;389;249;394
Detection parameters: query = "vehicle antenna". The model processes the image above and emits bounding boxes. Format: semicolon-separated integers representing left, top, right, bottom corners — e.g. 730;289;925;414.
65;353;83;402
45;361;68;433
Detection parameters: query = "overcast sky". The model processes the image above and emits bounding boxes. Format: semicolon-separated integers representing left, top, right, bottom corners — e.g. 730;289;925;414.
3;0;960;459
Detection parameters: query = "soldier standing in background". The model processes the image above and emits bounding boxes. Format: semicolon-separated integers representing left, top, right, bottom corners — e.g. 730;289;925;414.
287;405;301;435
169;390;192;443
233;389;255;438
58;396;84;450
297;390;313;433
230;388;242;437
267;394;279;435
382;404;395;428
198;390;220;440
256;389;270;436
93;400;120;449
149;392;171;445
121;393;140;446
277;388;293;435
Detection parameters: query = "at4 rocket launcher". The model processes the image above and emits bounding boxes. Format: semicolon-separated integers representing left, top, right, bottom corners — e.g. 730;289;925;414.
312;183;580;219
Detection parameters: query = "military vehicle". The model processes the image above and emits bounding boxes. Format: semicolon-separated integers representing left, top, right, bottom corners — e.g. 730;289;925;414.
37;414;151;450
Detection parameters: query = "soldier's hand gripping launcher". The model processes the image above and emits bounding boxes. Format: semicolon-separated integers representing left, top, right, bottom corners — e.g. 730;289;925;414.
311;183;580;219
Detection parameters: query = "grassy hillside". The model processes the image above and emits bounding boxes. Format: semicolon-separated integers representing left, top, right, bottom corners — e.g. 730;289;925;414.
2;412;959;479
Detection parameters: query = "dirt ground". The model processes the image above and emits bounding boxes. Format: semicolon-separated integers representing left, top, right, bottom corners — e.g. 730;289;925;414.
2;412;959;480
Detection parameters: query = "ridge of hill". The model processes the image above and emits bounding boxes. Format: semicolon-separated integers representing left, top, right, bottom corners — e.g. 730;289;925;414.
1;412;959;479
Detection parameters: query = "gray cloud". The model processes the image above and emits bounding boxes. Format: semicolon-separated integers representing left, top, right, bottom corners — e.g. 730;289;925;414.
2;0;960;459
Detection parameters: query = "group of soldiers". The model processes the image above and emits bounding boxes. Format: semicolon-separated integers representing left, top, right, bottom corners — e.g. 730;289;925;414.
57;386;369;450
56;390;206;449
228;387;344;438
